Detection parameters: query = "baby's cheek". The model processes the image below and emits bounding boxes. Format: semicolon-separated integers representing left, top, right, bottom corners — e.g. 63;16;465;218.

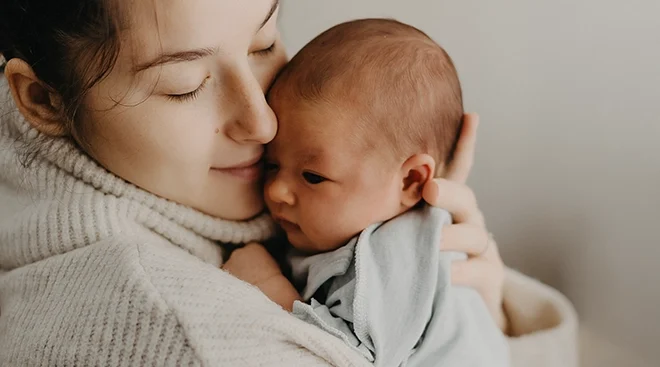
308;206;358;250
333;208;372;242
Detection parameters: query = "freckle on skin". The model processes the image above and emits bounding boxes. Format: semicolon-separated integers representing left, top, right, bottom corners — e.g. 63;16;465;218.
215;128;220;134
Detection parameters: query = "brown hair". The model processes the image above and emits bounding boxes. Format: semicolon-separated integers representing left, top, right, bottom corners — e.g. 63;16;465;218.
0;0;123;136
269;18;464;173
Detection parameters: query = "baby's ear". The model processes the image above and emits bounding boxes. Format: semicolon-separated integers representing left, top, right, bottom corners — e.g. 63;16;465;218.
399;154;436;209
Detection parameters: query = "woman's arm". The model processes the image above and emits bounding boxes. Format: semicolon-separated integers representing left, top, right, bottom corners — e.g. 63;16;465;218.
504;268;579;367
422;113;507;330
0;235;369;366
422;114;579;367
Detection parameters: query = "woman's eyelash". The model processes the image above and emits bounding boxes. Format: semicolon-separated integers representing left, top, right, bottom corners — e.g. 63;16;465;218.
255;43;276;56
167;42;273;103
167;77;209;103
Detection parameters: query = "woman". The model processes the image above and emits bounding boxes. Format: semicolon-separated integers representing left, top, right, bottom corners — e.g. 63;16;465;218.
0;0;577;366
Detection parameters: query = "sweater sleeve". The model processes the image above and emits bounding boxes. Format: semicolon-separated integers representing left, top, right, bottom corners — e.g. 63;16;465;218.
134;234;370;367
0;235;369;367
0;238;202;366
503;268;579;367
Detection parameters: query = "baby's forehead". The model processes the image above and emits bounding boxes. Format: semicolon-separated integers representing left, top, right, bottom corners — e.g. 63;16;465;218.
273;110;396;168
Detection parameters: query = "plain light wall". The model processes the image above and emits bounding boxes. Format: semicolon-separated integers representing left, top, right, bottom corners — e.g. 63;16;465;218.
280;0;660;366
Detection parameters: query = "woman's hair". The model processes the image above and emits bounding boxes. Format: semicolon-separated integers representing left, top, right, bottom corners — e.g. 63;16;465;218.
0;0;123;131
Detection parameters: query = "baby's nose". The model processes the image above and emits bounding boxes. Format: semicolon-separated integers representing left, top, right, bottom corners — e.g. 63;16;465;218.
266;177;296;206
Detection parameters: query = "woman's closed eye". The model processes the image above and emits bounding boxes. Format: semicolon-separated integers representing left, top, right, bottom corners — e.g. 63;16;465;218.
302;171;327;185
167;76;210;103
252;42;276;57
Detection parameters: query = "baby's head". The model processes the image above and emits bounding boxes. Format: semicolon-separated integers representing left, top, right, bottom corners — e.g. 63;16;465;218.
265;18;463;253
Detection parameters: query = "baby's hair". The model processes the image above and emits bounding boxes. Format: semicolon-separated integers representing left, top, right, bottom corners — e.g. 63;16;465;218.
269;18;464;174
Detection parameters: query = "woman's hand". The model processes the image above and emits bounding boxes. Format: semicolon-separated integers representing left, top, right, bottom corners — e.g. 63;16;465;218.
422;113;508;332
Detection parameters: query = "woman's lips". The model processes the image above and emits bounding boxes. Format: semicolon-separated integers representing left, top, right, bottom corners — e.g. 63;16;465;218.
211;156;263;181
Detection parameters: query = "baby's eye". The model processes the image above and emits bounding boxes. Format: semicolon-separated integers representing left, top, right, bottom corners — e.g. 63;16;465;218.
302;172;327;185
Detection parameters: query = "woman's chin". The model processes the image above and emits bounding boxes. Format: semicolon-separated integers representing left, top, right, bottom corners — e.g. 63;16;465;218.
200;196;265;221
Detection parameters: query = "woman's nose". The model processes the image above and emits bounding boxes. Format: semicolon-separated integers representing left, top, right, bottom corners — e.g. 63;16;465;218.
266;176;296;207
224;66;277;144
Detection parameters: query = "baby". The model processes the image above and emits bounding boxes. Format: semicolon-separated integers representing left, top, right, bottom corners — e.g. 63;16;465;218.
226;18;509;367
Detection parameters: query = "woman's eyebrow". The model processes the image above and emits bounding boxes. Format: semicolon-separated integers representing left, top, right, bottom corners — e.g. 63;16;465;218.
134;47;218;73
133;0;278;73
258;0;280;32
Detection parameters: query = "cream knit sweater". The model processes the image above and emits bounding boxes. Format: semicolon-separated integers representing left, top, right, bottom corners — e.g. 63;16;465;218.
0;77;578;367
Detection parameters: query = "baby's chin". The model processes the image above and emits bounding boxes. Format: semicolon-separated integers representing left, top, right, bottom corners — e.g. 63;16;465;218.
281;229;323;254
286;231;347;255
284;231;317;253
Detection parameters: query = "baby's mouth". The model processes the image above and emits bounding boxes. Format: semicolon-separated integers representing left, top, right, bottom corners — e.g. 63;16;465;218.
276;218;300;233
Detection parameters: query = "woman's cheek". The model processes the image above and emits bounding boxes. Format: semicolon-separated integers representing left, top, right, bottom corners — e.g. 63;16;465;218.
258;45;289;91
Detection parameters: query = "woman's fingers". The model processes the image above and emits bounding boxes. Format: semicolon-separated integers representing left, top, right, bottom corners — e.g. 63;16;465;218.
444;113;479;184
451;258;507;330
441;224;501;262
452;258;490;292
449;236;505;295
441;223;491;256
423;178;484;226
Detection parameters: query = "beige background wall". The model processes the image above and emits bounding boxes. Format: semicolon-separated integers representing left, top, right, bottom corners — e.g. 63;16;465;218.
279;1;660;366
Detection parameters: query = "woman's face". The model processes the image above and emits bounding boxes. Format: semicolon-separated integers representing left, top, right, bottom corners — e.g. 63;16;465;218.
79;0;286;220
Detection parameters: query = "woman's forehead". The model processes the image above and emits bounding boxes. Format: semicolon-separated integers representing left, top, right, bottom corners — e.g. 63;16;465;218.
119;0;278;65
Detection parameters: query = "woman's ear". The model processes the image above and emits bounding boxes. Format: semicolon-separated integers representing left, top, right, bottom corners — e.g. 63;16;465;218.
400;154;436;209
4;58;67;137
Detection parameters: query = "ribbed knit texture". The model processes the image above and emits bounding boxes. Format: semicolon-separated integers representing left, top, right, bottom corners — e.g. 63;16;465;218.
0;81;369;366
0;77;578;367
